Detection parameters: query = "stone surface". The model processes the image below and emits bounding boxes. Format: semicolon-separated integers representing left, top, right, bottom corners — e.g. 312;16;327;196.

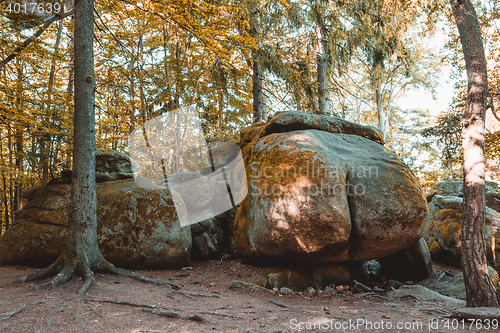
190;217;223;260
427;178;500;213
233;125;428;265
95;148;134;182
378;238;433;281
249;263;369;290
425;195;500;270
452;307;500;320
0;179;191;269
239;110;385;148
389;285;465;305
45;149;134;186
422;266;499;300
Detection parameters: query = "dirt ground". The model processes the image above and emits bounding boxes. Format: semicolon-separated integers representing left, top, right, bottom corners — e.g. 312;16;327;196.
0;260;484;333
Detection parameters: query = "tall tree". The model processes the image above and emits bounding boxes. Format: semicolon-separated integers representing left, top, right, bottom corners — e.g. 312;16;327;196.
449;0;500;307
17;0;167;296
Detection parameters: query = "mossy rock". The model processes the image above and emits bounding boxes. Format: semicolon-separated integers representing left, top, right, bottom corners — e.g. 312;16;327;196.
0;179;191;269
424;195;500;270
232;126;428;265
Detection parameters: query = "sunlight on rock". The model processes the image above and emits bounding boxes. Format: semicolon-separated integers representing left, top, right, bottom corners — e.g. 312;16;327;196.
288;133;318;146
294;234;320;253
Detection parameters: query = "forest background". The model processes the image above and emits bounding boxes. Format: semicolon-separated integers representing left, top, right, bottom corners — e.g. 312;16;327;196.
0;0;499;235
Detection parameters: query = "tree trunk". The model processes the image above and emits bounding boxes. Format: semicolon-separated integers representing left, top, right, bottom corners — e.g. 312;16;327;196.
252;60;263;123
14;123;23;213
19;0;107;295
19;0;173;295
450;0;500;307
314;11;332;115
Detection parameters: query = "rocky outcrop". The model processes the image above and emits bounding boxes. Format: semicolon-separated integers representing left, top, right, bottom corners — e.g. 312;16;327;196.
46;149;134;186
232;111;429;267
420;266;499;300
95;148;135;182
427;178;500;213
0;179;192;268
425;195;500;270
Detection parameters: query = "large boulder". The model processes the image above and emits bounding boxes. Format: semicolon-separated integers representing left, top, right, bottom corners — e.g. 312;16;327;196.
232;112;429;265
46;149;135;186
425;195;500;270
95;148;135;182
0;178;192;269
427;178;500;213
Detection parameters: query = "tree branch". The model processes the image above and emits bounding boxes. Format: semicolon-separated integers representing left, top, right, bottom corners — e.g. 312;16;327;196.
0;9;74;72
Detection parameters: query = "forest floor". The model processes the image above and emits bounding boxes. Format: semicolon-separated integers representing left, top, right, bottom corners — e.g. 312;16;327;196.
0;259;477;333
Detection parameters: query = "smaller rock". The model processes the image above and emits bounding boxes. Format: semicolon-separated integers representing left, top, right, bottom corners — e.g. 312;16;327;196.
383;280;403;291
182;267;193;271
209;282;216;287
362;260;381;281
373;287;385;293
228;280;274;293
306;287;316;295
335;285;350;292
339;290;352;296
324;286;336;296
280;287;293;295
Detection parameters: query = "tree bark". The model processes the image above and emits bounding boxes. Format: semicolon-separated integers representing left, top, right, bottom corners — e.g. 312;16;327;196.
18;0;173;295
450;0;500;307
252;60;263;123
314;0;332;115
18;0;107;295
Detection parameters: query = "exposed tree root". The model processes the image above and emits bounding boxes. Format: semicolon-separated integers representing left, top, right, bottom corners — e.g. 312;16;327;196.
88;298;213;324
87;298;182;312
15;255;178;297
0;301;46;320
141;308;213;324
103;264;178;289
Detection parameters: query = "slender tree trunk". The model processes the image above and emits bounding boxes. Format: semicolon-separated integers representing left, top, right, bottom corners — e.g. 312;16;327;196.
450;0;500;307
42;19;64;185
129;60;136;135
252;60;263;123
2;174;8;231
314;10;332;115
7;124;14;222
0;139;9;231
14;123;23;213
